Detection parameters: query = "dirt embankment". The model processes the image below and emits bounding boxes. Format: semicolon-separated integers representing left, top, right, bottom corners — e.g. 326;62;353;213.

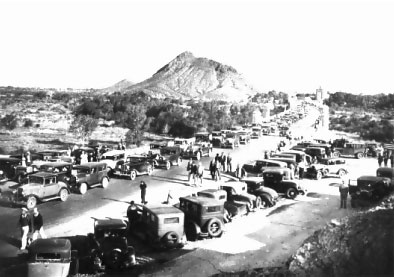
287;195;394;276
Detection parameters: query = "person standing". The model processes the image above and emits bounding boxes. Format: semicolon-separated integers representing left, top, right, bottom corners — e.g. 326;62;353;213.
264;151;269;160
186;159;193;182
190;162;198;186
298;160;305;179
25;151;31;166
378;153;383;167
214;158;221;181
127;201;139;225
339;180;349;209
140;181;147;204
197;162;204;186
209;159;216;180
227;154;232;173
221;153;227;172
32;207;46;241
18;207;30;250
390;153;394;168
383;151;389;167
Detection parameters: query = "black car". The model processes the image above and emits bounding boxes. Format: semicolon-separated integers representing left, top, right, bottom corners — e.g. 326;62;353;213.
0;157;21;180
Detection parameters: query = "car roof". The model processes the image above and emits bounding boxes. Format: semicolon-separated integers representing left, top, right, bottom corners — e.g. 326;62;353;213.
29;238;71;255
281;150;305;155
41;162;72;167
240;177;264;183
0;157;20;162
102;150;125;156
143;204;184;215
38;150;67;154
263;167;290;174
179;196;223;206
269;157;296;163
358;176;388;182
376;167;394;173
75;162;107;168
95;219;128;230
30;171;58;178
320;157;345;162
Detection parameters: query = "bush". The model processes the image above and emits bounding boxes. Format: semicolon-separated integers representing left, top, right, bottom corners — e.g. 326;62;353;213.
24;119;34;128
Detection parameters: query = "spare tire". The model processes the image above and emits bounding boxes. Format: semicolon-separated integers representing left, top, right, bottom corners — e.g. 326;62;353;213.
206;218;223;238
162;231;179;249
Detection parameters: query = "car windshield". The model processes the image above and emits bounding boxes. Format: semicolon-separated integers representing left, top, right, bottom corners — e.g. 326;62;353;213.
161;149;176;155
29;176;44;184
75;167;91;174
377;171;392;178
127;157;144;163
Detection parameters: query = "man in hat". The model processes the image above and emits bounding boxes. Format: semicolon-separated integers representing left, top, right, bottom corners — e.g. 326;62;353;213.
127;201;139;225
18;207;30;250
140;181;147;204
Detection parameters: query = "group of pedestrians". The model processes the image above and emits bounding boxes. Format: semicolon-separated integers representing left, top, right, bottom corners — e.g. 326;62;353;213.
18;207;46;251
377;147;394;168
208;152;233;181
186;159;204;186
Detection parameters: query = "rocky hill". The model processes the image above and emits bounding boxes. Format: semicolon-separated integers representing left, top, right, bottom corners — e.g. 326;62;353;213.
122;51;259;102
99;79;134;94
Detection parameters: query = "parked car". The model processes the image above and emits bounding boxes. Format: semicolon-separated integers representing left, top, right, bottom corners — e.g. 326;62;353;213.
100;150;126;174
376;167;394;185
211;131;224;147
241;159;287;177
173;138;194;152
182;143;212;160
268;157;298;170
87;219;136;273
238;131;251;144
250;126;262;139
317;157;348;178
70;162;110;194
14;163;41;183
197;189;245;219
280;150;312;164
240;177;279;208
349;175;393;207
36;150;74;163
178;196;225;241
12;172;70;209
304;147;326;162
0;157;21;180
195;132;212;146
27;238;79;277
127;204;186;249
113;155;153;180
262;168;306;199
333;142;367;159
154;146;183;170
39;162;75;184
221;132;240;149
220;181;261;211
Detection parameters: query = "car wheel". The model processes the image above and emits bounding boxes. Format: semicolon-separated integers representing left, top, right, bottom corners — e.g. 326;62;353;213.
356;152;364;159
162;231;179;249
206;218;223;237
315;171;322;180
196;152;201;161
79;183;88;195
130;170;137;180
259;195;271;208
246;201;254;212
338;169;346;177
59;188;69;202
101;177;109;188
185;221;200;241
286;188;298;199
165;161;171;170
323;168;329;176
26;195;37;209
332;152;340;158
254;197;262;209
147;166;153;175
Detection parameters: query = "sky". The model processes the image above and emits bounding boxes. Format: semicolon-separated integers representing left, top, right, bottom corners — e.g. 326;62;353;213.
0;0;393;95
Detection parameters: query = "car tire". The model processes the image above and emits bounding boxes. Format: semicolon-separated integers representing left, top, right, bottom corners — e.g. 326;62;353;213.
185;221;200;241
356;152;364;159
79;183;88;195
165;161;171;170
26;195;37;209
206;218;223;238
286;188;298;199
315;171;322;180
59;188;69;202
332;152;340;158
246;201;254;212
259;195;271;208
162;231;179;249
101;177;109;188
130;170;137;180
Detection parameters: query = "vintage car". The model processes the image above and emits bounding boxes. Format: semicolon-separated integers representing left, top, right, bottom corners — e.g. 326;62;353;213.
173;138;195;152
12;172;70;209
87;219;136;273
376;167;394;185
127;204;186;249
211;131;224;147
262;168;306;199
333;142;367;159
221;132;240;149
0;157;21;180
304;147;327;162
99;150;127;174
197;189;243;219
241;159;287;177
36;150;74;163
240;177;279;208
220;181;261;211
195;132;212;145
238;131;251;144
153;146;183;170
314;158;348;179
39;162;75;184
250;126;262;139
14;162;42;183
27;238;79;277
182;143;212;160
113;155;153;180
71;162;110;194
280;150;312;164
349;175;393;207
178;196;225;241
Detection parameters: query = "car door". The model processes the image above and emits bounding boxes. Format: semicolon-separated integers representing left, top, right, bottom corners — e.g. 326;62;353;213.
44;177;58;198
89;166;99;185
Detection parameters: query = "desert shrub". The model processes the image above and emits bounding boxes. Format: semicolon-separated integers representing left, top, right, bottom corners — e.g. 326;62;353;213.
0;114;18;130
24;119;34;128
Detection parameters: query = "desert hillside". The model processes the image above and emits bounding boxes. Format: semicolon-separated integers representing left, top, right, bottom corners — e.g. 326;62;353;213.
122;51;259;102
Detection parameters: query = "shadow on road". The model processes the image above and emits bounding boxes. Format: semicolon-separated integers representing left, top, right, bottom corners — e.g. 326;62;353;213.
151;175;189;186
267;203;296;217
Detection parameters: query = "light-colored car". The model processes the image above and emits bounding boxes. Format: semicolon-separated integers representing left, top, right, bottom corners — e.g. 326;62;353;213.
99;150;126;173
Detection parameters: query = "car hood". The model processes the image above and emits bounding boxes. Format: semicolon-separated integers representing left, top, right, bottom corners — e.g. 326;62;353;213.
255;187;278;197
